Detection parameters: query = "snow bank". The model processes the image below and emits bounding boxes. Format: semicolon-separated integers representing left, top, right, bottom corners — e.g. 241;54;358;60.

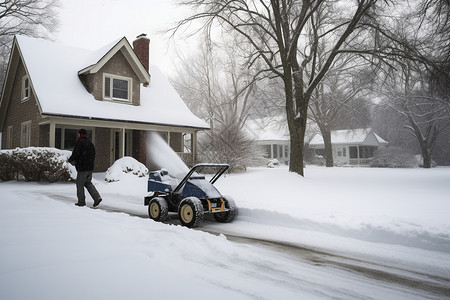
105;156;149;182
1;166;449;299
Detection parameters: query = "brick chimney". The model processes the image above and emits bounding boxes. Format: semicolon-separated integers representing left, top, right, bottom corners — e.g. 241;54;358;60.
133;33;150;87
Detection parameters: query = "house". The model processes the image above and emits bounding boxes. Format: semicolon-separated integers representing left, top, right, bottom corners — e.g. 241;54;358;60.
0;34;209;171
309;128;388;166
245;116;290;164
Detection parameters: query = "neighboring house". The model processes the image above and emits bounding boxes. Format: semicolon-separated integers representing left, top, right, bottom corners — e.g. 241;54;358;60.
245;116;290;164
0;34;209;171
309;128;388;166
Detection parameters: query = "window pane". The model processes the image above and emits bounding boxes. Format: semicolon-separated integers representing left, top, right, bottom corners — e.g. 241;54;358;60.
349;146;358;158
21;123;30;147
64;129;78;149
24;78;29;97
113;78;128;89
105;77;110;97
112;78;129;100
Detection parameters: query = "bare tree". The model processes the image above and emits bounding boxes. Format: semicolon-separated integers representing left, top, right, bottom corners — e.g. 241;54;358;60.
0;0;59;88
379;72;449;168
308;52;374;167
372;0;450;168
171;0;394;176
172;33;265;171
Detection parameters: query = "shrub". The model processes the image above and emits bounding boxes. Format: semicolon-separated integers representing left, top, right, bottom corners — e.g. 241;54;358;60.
0;147;75;182
197;121;266;173
369;147;418;168
308;155;326;166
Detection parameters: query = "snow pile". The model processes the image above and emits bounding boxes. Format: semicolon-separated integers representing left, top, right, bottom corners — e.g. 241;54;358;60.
105;156;148;182
267;159;280;168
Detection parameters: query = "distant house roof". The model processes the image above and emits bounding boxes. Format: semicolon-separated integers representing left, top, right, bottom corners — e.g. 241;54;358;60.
245;116;290;142
8;35;208;130
309;128;388;148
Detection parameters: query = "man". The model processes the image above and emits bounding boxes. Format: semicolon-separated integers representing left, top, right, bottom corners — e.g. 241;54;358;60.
68;129;102;207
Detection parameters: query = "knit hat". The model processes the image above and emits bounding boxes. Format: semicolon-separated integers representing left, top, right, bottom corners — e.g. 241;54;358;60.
79;129;87;136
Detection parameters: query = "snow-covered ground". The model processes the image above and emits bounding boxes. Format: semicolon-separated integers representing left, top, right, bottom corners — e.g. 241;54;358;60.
1;166;449;299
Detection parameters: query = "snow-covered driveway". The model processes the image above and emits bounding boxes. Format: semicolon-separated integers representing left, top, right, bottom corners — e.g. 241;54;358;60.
1;166;449;299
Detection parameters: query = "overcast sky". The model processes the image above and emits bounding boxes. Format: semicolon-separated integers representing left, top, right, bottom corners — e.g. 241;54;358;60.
55;0;195;76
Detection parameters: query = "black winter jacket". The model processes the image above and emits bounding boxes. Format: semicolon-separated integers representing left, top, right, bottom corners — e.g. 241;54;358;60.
68;136;96;171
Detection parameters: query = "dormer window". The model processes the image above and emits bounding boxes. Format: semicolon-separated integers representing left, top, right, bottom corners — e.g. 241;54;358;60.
22;75;30;101
103;74;132;102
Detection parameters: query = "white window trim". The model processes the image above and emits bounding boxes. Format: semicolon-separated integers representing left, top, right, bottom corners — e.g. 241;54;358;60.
103;73;132;102
20;121;31;148
21;75;30;102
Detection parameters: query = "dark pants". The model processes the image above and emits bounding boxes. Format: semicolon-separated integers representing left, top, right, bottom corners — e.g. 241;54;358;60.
76;171;101;204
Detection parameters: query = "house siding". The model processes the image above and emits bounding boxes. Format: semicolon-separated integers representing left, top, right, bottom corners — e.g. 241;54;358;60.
94;127;111;171
89;49;140;105
1;60;42;149
39;124;50;147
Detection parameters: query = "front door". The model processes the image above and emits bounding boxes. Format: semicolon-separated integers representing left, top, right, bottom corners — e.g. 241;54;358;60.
111;129;132;164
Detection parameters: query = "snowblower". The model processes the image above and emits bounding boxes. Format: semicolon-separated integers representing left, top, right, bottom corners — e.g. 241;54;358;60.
144;163;237;228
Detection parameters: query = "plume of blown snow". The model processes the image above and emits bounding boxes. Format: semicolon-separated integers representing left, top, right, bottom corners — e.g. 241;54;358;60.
146;132;189;178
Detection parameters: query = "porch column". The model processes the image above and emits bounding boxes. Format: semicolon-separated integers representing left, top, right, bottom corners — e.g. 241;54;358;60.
121;128;126;158
357;144;360;165
49;122;56;148
192;132;197;165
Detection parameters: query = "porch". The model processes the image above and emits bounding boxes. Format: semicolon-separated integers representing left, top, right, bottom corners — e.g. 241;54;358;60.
38;116;200;172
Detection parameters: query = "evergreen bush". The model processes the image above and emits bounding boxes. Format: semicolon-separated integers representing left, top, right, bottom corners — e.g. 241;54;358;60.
0;148;74;182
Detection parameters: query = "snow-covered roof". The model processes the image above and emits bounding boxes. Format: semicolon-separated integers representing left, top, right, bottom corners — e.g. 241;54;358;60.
245;116;290;142
14;35;209;130
309;128;388;147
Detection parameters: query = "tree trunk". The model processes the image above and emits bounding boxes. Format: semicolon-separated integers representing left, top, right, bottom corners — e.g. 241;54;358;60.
422;152;431;168
288;120;306;176
419;143;432;168
321;130;334;167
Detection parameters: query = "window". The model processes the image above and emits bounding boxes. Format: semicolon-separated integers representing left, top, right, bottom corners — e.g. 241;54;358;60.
20;121;31;147
22;76;30;101
272;144;278;158
7;126;13;148
284;145;289;159
337;147;347;157
103;74;132;101
55;127;92;150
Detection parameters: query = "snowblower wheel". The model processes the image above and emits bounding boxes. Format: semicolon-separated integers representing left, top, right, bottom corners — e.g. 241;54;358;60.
178;197;204;228
148;197;169;222
214;197;238;223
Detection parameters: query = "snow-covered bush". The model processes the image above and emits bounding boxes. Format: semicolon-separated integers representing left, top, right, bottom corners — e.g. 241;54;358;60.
369;147;417;168
267;159;280;168
105;156;149;182
0;147;75;182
